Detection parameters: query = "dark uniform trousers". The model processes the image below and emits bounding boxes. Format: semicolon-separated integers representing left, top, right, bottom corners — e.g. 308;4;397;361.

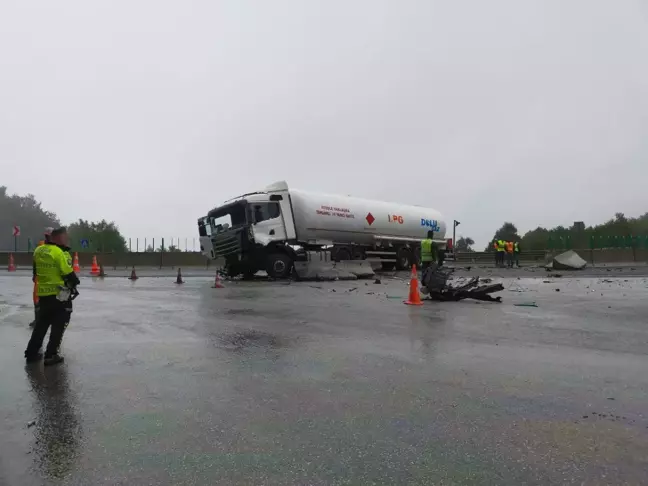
25;296;69;358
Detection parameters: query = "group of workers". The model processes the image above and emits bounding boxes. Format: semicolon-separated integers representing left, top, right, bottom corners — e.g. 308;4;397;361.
24;226;80;366
493;239;520;268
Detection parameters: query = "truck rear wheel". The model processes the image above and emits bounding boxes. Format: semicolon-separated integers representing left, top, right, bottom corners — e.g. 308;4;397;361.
266;253;293;279
396;248;412;271
381;262;396;271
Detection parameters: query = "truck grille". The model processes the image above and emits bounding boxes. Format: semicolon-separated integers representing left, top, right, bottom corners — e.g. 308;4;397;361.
211;229;244;257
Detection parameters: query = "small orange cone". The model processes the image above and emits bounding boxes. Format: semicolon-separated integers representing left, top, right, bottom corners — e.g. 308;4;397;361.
175;268;184;284
128;266;138;280
212;271;224;289
90;255;100;276
404;264;423;306
73;252;81;273
8;253;16;272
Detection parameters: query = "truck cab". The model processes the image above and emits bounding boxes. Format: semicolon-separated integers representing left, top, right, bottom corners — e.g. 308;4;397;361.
197;184;298;278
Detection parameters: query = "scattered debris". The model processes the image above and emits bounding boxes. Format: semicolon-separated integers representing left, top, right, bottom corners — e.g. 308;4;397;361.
607;397;615;401
548;250;587;270
555;289;560;292
554;274;563;278
347;287;358;292
374;278;381;284
422;265;503;303
543;280;551;283
515;302;538;307
481;278;493;284
507;281;526;293
27;420;36;428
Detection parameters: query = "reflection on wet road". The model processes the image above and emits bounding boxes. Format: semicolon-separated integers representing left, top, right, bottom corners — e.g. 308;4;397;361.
25;364;82;483
1;274;648;485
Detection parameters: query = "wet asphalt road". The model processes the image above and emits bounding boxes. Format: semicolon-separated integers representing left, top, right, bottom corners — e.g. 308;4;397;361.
1;273;648;485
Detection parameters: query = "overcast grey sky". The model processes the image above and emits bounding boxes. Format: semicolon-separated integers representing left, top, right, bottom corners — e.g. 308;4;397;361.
1;0;647;249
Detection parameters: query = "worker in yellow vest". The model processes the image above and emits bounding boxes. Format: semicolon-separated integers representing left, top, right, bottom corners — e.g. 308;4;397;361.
496;239;506;267
514;241;520;268
420;231;437;272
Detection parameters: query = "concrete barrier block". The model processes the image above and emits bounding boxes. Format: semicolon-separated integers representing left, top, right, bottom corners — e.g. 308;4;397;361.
306;251;331;262
335;260;375;278
294;261;357;281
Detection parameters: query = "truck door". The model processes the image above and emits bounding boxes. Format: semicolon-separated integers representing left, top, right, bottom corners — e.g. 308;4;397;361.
250;202;287;245
197;217;215;258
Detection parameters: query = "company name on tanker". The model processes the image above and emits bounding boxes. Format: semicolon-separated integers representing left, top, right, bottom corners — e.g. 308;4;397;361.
421;219;440;231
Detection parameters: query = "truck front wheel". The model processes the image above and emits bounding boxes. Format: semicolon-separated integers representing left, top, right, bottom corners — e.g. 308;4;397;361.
266;253;293;279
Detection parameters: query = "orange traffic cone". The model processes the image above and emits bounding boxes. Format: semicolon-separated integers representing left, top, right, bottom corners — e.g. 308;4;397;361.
90;255;100;276
212;271;224;289
73;252;81;273
7;253;16;272
175;268;184;284
128;266;138;280
404;264;423;306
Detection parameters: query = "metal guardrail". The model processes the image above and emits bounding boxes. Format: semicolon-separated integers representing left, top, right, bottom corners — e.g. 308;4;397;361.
454;251;547;262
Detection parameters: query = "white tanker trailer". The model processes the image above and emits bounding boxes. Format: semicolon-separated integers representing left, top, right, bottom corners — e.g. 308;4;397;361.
197;181;448;278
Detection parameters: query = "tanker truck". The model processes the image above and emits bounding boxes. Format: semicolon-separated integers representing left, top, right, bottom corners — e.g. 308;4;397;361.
197;181;448;278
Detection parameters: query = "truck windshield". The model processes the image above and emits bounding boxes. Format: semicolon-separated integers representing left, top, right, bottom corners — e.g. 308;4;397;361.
208;203;247;234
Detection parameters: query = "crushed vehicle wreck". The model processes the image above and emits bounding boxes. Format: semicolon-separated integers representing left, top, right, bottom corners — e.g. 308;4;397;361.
421;264;504;303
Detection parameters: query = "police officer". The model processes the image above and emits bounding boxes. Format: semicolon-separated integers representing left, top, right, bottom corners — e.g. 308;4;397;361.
25;227;80;365
30;228;54;328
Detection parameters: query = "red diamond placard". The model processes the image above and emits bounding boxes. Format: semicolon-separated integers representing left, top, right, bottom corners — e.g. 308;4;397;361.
366;212;375;226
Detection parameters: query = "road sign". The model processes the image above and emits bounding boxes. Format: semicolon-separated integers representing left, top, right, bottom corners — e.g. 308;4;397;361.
80;239;89;249
12;225;20;237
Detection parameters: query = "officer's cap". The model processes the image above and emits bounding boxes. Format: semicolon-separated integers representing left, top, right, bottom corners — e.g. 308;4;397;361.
50;226;68;237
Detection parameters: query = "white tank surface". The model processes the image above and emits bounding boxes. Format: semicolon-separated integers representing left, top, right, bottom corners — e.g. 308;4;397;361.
286;187;447;245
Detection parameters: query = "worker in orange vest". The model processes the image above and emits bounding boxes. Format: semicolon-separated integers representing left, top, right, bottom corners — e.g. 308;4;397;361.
505;241;514;268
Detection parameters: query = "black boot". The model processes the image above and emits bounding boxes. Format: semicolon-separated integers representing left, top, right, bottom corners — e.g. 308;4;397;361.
25;352;43;363
44;355;64;366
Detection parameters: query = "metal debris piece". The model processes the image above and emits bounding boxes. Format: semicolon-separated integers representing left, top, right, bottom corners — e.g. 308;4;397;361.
421;265;503;303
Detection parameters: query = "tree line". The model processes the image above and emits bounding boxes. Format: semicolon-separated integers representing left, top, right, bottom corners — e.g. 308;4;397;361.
1;187;184;253
484;212;648;251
